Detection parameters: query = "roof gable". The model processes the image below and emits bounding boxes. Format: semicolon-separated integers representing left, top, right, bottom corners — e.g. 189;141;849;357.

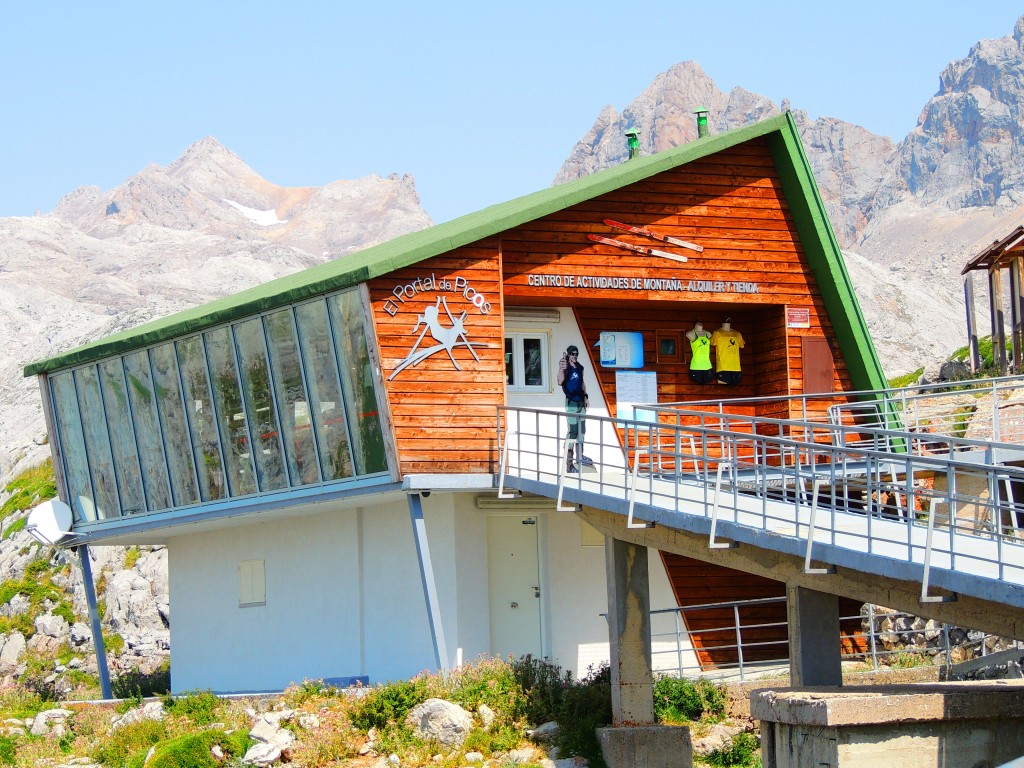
24;112;885;391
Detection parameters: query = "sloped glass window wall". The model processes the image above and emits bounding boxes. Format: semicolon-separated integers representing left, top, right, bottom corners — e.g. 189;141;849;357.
48;289;389;524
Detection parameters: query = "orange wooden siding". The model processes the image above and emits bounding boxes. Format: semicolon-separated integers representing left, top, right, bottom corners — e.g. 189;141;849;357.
661;552;867;669
369;245;505;474
371;138;859;475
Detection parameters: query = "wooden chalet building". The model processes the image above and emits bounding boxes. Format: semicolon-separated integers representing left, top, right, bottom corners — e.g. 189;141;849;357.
25;112;886;693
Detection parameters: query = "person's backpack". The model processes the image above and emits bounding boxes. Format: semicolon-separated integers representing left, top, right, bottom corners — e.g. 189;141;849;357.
562;366;585;404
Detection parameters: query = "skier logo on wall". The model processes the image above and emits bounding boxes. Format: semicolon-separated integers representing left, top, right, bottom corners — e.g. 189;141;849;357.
388;296;488;380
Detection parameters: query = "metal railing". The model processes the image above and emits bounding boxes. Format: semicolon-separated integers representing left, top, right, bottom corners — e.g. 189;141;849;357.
649;374;1024;452
646;597;1024;682
497;377;1024;606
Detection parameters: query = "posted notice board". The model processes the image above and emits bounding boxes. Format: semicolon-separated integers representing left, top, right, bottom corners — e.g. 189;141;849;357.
615;371;658;423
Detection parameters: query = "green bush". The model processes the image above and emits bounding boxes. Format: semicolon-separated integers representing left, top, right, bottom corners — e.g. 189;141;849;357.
1;518;26;541
111;664;171;700
440;657;527;726
164;689;221;726
103;633;125;655
1;460;57;519
511;654;571;725
350;676;430;732
653;676;727;723
53;601;76;625
553;663;612;768
0;735;15;766
134;730;250;768
704;730;761;767
888;367;924;389
95;718;167;767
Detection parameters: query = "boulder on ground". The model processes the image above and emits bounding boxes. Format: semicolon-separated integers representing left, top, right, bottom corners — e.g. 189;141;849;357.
404;698;473;746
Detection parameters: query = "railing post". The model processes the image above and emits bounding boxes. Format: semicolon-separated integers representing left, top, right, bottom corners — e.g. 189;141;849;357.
993;379;1001;442
734;603;745;683
868;604;879;671
942;623;952;669
674;610;684;677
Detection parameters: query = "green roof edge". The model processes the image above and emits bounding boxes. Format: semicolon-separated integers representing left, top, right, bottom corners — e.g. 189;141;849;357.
768;112;887;391
26;113;882;383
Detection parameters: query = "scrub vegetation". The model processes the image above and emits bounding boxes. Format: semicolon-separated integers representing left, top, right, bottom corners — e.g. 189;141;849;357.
1;459;56;524
0;656;754;767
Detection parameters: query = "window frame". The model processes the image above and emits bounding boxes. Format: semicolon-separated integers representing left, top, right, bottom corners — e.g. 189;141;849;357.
504;332;551;393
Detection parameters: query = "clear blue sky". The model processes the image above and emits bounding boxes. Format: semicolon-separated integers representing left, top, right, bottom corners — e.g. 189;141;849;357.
2;2;1020;225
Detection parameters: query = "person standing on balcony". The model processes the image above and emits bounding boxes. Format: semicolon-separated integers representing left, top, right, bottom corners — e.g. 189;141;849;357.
558;345;590;472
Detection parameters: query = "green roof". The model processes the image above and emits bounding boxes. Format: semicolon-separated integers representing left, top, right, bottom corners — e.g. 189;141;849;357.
24;112;886;391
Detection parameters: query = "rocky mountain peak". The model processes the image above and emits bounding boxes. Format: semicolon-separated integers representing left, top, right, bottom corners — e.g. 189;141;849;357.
869;15;1024;213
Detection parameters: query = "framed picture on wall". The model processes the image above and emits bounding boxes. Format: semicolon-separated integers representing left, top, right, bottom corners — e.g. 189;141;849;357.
656;330;683;363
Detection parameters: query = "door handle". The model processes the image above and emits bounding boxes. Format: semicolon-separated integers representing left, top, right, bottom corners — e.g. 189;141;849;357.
532;586;540;598
510;601;518;609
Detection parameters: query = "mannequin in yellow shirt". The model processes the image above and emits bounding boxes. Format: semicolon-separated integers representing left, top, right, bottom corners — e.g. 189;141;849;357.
711;319;745;385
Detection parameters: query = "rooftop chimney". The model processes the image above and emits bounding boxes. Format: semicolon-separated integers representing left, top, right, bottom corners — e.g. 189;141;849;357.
625;128;640;159
694;107;710;138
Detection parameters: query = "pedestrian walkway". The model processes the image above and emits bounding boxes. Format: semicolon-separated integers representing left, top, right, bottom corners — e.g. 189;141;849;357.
497;376;1024;614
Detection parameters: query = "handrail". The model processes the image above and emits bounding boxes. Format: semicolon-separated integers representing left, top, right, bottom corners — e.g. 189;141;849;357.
498;395;1024;606
644;596;1024;682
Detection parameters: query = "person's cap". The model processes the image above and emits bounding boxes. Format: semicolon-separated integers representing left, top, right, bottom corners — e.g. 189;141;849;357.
567;345;579;355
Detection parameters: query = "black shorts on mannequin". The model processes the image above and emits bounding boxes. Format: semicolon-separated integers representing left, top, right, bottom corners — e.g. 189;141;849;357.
689;369;716;385
717;371;742;386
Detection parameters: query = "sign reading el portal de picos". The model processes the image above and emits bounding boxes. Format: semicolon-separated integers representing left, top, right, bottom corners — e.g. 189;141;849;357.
385;273;493;380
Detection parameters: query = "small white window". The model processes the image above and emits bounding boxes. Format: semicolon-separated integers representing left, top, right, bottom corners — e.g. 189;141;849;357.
239;559;266;607
505;334;549;392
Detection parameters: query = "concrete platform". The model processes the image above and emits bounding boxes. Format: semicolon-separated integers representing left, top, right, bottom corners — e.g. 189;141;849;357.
597;725;692;768
751;681;1024;768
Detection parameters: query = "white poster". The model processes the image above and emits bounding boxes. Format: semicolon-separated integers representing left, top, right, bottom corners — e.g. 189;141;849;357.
615;371;658;422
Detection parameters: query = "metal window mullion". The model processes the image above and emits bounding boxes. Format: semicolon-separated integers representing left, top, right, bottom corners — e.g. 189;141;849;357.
145;349;177;507
118;357;151;512
228;323;260;491
69;369;100;519
91;364;125;517
257;315;291;487
197;334;231;498
293;302;334;484
45;376;74;509
171;341;204;502
286;306;323;485
324;295;359;473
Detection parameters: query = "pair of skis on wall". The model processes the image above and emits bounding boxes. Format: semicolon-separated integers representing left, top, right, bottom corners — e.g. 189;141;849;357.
588;219;703;263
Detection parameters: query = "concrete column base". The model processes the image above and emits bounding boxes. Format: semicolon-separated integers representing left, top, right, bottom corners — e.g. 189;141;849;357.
597;725;693;768
752;682;1024;768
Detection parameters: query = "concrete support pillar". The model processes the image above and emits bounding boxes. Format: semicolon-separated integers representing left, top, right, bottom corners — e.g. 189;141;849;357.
786;585;842;687
605;537;654;725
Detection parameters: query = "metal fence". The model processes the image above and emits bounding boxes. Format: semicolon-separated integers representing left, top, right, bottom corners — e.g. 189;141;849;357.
497;376;1024;606
646;597;1024;682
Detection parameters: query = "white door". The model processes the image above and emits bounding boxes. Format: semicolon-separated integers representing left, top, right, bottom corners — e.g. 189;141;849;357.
487;515;543;658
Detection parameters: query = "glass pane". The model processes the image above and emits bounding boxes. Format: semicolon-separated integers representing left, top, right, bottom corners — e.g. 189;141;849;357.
204;327;257;497
149;343;200;507
329;291;388;475
266;309;320;486
49;372;95;523
176;336;227;502
233;318;288;491
294;300;354;481
123;351;173;511
98;360;147;515
74;366;120;520
504;337;515;386
523;337;544;386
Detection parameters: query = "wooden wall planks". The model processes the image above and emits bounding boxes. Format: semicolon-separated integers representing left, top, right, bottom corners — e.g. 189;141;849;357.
370;137;856;476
